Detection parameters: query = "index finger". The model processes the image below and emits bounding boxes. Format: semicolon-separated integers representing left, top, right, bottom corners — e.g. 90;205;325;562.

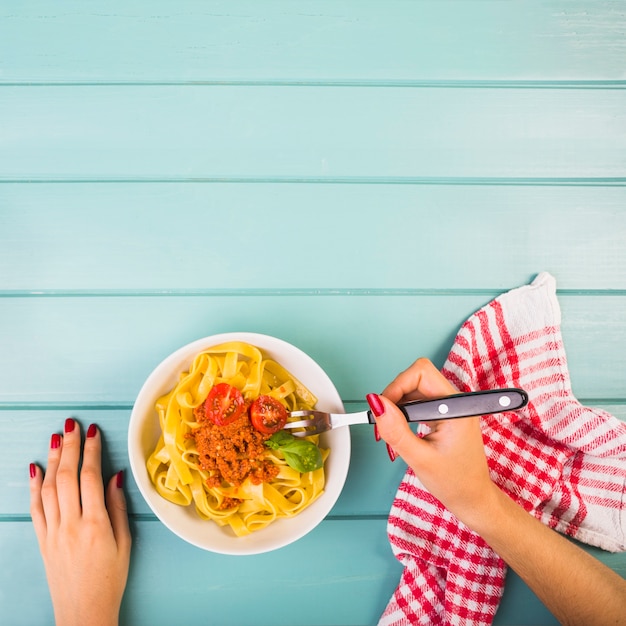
382;357;457;404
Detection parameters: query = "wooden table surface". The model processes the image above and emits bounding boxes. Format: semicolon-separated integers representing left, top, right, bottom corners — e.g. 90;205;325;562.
1;2;625;624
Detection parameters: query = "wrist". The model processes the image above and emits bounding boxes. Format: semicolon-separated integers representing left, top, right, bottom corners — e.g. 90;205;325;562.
457;484;541;558
448;482;508;535
54;602;120;626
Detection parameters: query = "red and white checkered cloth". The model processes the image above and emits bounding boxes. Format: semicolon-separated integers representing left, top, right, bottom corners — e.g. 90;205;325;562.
380;272;626;626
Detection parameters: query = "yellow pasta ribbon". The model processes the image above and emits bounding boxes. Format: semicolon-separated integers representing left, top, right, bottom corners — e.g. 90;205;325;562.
145;342;327;537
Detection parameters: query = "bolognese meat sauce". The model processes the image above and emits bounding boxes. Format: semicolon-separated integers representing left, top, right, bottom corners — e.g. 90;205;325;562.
192;402;280;495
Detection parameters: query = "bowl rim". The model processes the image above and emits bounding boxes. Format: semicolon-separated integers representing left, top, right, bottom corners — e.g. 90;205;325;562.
128;331;351;555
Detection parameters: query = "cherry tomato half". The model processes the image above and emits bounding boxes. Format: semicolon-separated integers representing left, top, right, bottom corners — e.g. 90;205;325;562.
204;383;246;426
250;395;288;434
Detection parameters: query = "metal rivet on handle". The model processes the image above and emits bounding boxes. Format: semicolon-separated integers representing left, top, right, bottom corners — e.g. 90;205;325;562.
499;395;512;407
438;403;449;414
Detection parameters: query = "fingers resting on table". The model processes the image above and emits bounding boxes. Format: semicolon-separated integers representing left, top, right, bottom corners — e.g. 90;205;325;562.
29;419;130;550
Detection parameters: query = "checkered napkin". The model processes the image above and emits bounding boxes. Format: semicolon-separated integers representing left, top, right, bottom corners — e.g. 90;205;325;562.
379;272;626;626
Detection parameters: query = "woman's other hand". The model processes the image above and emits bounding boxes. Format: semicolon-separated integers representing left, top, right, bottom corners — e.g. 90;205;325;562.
29;420;131;626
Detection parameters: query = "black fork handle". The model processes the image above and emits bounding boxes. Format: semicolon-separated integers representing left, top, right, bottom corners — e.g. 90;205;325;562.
367;388;528;423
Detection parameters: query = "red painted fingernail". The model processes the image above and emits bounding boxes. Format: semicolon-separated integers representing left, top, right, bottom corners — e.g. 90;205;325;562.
64;418;75;433
386;443;397;462
29;463;37;479
116;470;124;489
50;433;61;449
87;423;97;438
373;423;381;442
366;393;385;418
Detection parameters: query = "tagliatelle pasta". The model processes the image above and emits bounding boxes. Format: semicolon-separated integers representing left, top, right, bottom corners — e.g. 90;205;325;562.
146;341;329;536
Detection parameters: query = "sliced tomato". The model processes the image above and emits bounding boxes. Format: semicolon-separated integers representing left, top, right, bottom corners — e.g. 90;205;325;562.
250;395;288;434
204;383;246;426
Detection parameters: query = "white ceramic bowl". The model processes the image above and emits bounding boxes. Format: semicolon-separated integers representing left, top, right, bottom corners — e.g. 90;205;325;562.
128;332;350;555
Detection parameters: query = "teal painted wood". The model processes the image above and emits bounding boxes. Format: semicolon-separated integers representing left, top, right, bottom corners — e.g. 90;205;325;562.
3;407;625;519
2;0;625;624
0;409;408;518
1;519;404;626
4;407;626;623
1;1;625;83
1;294;625;404
2;519;625;626
1;87;624;180
2;185;626;291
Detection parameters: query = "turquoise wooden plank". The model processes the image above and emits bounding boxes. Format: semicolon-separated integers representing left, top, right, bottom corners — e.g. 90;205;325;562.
1;294;625;403
0;294;486;403
1;87;624;180
3;519;624;625
2;1;624;625
1;518;403;626
1;1;625;83
0;408;410;518
2;184;626;291
1;410;136;517
3;407;625;518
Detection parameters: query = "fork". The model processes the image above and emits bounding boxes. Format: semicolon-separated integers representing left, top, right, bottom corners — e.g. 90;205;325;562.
284;388;528;436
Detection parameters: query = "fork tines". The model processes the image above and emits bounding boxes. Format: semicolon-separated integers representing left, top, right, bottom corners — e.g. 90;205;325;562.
284;410;330;437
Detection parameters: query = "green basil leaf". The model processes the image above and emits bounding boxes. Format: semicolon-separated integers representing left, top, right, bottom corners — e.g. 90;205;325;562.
281;450;315;473
283;443;323;473
266;430;293;449
266;431;323;473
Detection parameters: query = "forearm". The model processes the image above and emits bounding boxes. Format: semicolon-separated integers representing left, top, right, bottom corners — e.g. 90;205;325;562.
463;486;626;626
369;373;626;625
